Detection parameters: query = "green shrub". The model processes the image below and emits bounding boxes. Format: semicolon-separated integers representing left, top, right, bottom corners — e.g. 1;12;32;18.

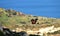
0;30;5;36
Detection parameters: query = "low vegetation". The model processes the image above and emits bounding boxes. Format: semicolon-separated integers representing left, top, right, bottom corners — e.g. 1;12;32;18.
0;8;60;36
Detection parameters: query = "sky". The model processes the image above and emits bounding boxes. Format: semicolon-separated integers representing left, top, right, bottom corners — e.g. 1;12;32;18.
0;0;60;18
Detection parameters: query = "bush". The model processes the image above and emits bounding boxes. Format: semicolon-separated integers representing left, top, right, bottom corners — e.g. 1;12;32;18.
0;30;5;36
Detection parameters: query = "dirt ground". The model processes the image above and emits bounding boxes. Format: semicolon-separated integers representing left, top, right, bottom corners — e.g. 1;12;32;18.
48;34;60;36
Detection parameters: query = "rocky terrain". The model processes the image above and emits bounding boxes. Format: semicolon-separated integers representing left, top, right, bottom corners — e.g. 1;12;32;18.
0;8;60;36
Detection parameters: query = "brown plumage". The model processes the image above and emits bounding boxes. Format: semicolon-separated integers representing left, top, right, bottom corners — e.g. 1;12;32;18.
31;18;38;24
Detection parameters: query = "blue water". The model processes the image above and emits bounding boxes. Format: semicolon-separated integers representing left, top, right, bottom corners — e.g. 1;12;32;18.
0;0;60;18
